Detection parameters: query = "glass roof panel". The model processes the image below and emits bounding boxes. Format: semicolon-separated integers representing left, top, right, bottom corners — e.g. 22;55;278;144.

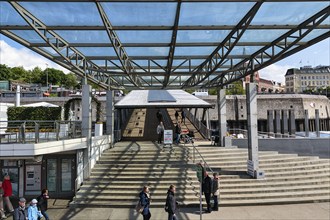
20;2;103;26
125;47;169;56
76;47;116;56
116;31;172;43
252;2;329;25
240;30;290;42
177;30;231;43
0;2;27;25
55;31;109;43
300;29;329;42
230;46;263;56
180;2;254;26
174;47;216;56
10;30;44;43
102;2;176;26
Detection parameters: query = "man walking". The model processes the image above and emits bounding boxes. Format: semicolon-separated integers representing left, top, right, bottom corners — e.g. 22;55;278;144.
202;171;212;213
166;185;178;220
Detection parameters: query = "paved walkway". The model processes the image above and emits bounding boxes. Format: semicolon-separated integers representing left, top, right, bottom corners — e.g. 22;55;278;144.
45;201;329;220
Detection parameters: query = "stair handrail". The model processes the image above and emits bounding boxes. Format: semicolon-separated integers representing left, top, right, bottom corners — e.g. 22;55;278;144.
184;137;214;174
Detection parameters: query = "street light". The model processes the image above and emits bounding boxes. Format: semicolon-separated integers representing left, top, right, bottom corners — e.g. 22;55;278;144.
45;63;48;89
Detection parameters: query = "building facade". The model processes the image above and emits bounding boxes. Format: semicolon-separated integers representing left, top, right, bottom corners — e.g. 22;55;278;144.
285;66;330;93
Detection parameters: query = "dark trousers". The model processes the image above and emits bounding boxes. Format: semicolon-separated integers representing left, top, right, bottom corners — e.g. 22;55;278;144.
38;210;49;220
168;213;177;220
143;212;151;220
158;132;163;143
213;195;219;210
205;193;211;212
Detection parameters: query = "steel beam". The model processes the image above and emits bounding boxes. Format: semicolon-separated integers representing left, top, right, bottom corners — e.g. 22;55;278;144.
95;2;144;88
203;6;330;88
8;2;123;90
2;24;329;31
163;0;181;88
182;2;262;87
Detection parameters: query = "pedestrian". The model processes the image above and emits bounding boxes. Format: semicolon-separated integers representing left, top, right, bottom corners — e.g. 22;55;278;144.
37;189;50;220
2;174;13;213
156;110;163;122
212;172;220;211
165;184;178;220
174;124;181;144
174;111;179;122
28;199;43;220
0;181;6;219
139;186;151;220
181;110;186;124
13;198;27;220
157;122;164;144
202;171;212;213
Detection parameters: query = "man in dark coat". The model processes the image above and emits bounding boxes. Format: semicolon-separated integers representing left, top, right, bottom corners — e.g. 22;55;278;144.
166;184;178;220
202;171;212;213
13;197;28;220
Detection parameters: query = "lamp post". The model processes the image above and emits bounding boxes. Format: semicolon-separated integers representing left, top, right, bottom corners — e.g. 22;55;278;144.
45;63;48;89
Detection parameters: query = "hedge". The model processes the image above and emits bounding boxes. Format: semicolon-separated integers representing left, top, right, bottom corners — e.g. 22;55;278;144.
7;106;62;129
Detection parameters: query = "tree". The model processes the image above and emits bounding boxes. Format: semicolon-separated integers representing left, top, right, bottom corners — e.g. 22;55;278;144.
29;67;43;84
10;66;27;81
63;73;78;89
0;64;12;80
226;81;245;95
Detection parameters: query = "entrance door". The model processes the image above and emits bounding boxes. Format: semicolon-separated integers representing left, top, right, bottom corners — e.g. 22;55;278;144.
43;156;76;198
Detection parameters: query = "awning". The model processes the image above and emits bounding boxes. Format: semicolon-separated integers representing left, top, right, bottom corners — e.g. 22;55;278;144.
115;90;213;109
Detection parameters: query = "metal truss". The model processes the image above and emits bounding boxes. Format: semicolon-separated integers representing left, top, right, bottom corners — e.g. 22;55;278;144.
202;6;330;88
163;0;181;88
181;2;262;88
7;1;126;90
95;2;144;88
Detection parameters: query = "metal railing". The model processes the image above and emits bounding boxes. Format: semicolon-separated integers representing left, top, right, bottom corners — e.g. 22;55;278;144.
184;109;210;139
0;120;82;144
227;128;298;139
182;136;214;174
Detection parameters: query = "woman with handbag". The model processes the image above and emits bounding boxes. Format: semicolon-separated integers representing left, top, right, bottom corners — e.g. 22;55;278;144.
139;186;151;220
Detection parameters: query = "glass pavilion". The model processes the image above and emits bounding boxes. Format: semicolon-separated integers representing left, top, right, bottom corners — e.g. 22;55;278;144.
1;0;329;90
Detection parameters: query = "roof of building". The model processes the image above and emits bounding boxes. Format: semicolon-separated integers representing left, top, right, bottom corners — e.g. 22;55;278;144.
21;102;59;107
285;66;330;76
115;90;213;109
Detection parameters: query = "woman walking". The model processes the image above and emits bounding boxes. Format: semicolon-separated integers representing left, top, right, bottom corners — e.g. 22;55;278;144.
37;189;50;220
139;186;151;220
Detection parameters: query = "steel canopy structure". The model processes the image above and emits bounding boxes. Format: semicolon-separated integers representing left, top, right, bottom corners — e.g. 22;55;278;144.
1;1;329;90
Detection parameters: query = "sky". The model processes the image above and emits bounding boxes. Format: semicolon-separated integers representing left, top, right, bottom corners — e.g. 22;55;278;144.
0;34;329;84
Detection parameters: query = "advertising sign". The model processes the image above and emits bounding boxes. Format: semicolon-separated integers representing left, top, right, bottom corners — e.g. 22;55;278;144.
164;130;173;145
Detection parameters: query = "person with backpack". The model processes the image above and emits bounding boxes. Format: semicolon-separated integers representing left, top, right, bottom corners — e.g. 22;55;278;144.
139;186;151;220
37;189;50;220
165;185;178;220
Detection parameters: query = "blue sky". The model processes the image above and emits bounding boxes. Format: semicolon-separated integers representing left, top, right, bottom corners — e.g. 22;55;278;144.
0;34;329;84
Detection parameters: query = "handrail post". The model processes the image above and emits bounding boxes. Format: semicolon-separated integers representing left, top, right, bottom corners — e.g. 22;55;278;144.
55;121;60;141
35;122;39;143
20;122;26;144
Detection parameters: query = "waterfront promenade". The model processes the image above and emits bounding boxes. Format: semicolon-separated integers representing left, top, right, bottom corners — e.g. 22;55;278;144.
45;200;330;220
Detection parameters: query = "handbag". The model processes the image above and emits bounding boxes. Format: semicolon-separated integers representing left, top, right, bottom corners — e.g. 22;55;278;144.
135;200;143;213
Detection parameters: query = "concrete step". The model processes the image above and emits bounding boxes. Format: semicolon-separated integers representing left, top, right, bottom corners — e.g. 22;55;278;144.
74;189;330;203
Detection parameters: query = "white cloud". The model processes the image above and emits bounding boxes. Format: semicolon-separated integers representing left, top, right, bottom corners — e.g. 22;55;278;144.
0;40;70;73
258;64;294;84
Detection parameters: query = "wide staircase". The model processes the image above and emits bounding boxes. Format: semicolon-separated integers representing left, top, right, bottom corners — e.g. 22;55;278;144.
72;141;330;207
